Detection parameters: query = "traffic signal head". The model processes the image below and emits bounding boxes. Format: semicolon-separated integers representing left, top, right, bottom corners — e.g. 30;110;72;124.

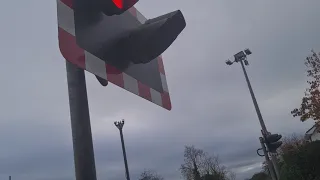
58;0;185;110
73;0;186;92
265;134;282;153
74;0;186;69
114;10;186;64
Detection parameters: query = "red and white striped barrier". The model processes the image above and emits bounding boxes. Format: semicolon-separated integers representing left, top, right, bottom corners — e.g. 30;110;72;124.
57;0;171;110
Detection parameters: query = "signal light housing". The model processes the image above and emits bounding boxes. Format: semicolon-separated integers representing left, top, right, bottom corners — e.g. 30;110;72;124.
112;10;186;64
73;0;186;92
265;134;282;153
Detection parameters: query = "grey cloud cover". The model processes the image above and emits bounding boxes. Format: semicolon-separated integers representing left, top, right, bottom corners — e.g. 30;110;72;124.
1;0;320;180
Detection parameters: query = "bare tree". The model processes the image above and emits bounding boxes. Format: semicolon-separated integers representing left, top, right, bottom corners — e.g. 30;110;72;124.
202;153;229;179
228;171;236;180
139;170;164;180
180;145;234;180
180;145;205;180
202;154;220;175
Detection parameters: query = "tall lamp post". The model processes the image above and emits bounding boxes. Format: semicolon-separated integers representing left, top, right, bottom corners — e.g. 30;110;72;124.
114;120;130;180
225;49;281;180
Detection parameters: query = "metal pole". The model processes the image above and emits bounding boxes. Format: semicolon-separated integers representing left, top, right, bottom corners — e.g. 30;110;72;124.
240;60;267;132
115;120;131;180
66;61;97;180
240;60;280;179
9;176;11;180
120;129;130;180
259;137;277;180
270;152;281;179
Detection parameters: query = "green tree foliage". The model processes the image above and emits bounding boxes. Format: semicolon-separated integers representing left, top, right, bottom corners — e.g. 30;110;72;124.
292;50;320;122
180;146;235;180
278;134;307;155
279;141;320;180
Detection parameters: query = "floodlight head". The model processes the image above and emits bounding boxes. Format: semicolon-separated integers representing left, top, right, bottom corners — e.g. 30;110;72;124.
244;48;252;55
225;60;233;65
234;51;246;62
244;60;249;66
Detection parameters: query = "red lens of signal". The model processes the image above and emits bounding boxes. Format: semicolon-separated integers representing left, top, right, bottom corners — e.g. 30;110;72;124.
112;0;123;9
112;0;138;9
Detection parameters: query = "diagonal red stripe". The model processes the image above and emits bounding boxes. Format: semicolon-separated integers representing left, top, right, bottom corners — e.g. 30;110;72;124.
58;28;85;69
128;7;137;17
161;92;171;110
138;82;152;101
158;56;165;75
60;0;73;9
106;65;124;88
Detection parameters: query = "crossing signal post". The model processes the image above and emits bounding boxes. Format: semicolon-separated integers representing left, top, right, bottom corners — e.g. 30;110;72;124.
262;133;282;180
225;49;282;180
258;137;277;180
58;0;186;180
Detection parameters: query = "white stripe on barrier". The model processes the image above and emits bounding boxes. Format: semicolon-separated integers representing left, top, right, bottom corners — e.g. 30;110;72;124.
160;73;169;93
135;9;147;23
150;89;162;106
57;0;75;36
85;52;108;80
123;73;139;95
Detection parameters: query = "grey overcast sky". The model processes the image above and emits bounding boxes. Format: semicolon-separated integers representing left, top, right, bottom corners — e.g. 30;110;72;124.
1;0;320;180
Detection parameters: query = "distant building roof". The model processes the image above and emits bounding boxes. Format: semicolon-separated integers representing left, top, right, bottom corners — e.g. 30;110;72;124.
305;121;320;140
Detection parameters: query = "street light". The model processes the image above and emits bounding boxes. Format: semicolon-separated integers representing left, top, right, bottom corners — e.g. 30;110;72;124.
225;49;281;180
115;120;125;130
114;120;130;180
225;49;251;66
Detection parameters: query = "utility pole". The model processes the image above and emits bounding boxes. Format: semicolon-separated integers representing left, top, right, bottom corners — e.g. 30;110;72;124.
66;61;97;180
9;176;11;180
114;120;130;180
226;49;281;180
